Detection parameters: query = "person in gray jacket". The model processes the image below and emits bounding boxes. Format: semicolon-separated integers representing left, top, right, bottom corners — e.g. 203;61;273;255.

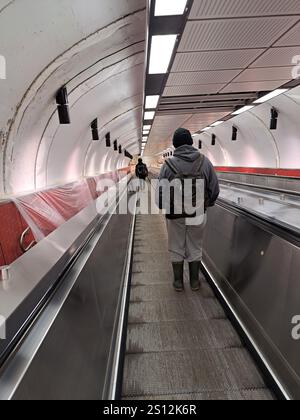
157;128;220;292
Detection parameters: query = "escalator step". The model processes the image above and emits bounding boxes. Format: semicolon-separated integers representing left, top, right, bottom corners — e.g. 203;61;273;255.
128;298;225;324
130;283;215;302
122;348;268;398
123;388;274;400
126;319;242;354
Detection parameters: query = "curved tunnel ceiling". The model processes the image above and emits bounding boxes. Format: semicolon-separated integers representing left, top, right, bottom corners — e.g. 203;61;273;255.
144;0;300;169
0;0;146;197
1;0;300;198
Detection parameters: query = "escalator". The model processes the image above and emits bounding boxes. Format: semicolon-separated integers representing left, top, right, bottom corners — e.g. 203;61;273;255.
122;191;275;400
1;179;299;400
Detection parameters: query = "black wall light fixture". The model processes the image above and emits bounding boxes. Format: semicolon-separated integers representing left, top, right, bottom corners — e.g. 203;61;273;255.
118;145;122;154
199;140;202;150
124;150;133;160
211;134;216;146
232;126;238;141
270;108;279;130
56;86;70;124
91;119;99;141
113;140;118;151
105;132;111;147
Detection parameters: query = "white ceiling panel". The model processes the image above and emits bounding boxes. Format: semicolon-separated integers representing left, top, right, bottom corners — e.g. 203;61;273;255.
147;114;192;155
184;112;229;132
233;66;294;82
221;80;288;93
190;0;300;19
172;49;264;72
275;21;300;46
251;46;300;67
151;114;191;130
167;69;240;86
164;84;226;97
187;112;229;125
179;17;299;52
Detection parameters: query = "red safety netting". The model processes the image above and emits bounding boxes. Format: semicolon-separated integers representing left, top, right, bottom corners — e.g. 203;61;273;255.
12;168;130;243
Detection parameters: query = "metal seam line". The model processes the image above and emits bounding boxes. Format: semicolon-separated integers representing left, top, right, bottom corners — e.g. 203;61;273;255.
202;261;290;401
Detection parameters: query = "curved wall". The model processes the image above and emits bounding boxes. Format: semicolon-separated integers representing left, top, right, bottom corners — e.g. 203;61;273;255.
193;86;300;169
0;0;146;197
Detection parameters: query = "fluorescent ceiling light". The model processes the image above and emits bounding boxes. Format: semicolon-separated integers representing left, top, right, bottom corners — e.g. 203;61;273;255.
143;125;151;130
253;89;288;104
142;136;148;141
143;132;150;136
145;95;160;109
232;106;254;115
211;121;224;127
149;35;177;74
155;0;188;16
144;111;155;120
201;127;211;132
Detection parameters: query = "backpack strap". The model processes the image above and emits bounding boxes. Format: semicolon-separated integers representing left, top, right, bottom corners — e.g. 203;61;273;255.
165;159;182;176
196;153;205;174
167;154;205;177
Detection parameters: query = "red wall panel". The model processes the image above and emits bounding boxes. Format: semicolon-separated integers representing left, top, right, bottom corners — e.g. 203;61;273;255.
216;167;300;178
0;168;130;266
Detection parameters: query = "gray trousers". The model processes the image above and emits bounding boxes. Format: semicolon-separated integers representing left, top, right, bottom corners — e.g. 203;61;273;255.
166;217;207;263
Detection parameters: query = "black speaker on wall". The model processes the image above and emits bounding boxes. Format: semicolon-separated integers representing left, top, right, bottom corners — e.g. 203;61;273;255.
211;134;216;146
56;86;70;124
113;140;118;151
91;119;99;141
124;150;133;160
270;108;278;130
232;126;238;141
105;132;111;147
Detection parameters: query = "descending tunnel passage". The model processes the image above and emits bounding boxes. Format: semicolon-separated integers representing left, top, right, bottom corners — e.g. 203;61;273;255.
0;0;300;402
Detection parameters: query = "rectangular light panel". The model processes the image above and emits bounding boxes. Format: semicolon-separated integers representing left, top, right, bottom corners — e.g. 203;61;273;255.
254;89;288;104
155;0;188;16
144;111;155;120
149;35;177;74
145;95;160;109
211;121;225;127
232;106;254;115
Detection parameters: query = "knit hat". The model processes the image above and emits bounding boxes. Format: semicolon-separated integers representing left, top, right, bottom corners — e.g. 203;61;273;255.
173;128;193;149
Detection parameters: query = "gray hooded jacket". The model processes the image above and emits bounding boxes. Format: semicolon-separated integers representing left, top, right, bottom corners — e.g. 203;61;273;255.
157;145;220;213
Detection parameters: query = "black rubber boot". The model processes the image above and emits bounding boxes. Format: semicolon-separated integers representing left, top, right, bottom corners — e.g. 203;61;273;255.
189;261;201;291
172;262;184;292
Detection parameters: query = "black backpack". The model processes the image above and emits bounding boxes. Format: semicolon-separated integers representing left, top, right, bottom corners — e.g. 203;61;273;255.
164;154;205;219
137;164;148;178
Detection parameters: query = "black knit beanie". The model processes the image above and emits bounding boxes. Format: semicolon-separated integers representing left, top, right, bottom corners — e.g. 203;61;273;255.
173;128;193;149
